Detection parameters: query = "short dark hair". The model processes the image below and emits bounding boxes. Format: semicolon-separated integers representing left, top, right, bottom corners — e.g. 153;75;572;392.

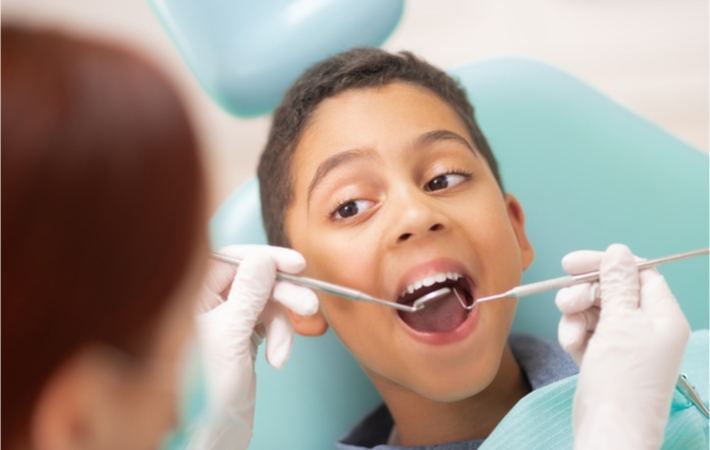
258;48;501;247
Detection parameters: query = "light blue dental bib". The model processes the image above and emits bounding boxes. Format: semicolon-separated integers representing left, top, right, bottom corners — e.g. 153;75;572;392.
480;330;709;450
165;332;708;449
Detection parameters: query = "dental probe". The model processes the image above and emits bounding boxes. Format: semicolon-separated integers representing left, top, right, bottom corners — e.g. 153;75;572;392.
210;252;451;313
444;247;709;309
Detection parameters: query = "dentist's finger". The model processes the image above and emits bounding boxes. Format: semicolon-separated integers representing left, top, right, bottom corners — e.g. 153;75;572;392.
216;245;307;274
556;282;598;314
599;244;640;312
562;250;604;275
638;269;690;349
638;268;677;315
272;281;319;316
558;307;599;351
561;249;644;276
260;301;295;370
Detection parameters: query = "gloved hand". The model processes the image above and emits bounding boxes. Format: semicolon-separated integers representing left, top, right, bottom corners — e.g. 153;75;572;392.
188;245;318;450
555;244;691;450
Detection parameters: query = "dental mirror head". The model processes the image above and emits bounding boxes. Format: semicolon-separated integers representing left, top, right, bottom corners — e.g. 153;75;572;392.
409;287;453;312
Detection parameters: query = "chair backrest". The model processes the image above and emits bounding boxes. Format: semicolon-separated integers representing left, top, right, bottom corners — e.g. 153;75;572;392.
210;58;709;449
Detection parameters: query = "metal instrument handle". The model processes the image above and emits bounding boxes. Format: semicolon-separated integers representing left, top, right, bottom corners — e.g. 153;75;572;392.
509;247;709;299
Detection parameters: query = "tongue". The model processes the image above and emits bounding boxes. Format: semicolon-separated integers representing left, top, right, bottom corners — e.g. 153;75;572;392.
399;290;469;333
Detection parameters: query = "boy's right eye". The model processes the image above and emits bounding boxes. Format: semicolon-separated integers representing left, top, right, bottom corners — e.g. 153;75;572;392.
332;199;375;220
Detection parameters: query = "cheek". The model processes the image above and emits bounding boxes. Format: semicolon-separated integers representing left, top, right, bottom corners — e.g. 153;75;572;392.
296;222;395;353
458;191;524;289
299;215;384;296
321;299;391;360
479;299;518;351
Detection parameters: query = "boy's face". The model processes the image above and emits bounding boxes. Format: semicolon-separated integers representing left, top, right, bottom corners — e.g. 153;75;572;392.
285;82;533;401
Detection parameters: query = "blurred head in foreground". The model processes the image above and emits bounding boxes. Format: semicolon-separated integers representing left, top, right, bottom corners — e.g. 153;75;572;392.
2;25;207;450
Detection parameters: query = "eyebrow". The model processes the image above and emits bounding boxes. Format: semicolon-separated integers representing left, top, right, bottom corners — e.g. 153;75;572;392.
416;129;477;157
306;130;478;205
307;148;375;204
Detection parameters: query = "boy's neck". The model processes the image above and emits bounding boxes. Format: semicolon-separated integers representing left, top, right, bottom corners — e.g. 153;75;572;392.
370;344;530;446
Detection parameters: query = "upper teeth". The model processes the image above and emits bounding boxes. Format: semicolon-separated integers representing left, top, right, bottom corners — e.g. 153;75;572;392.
400;272;463;297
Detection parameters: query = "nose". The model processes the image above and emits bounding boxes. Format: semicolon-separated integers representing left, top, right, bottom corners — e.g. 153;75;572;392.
397;222;444;243
388;192;449;245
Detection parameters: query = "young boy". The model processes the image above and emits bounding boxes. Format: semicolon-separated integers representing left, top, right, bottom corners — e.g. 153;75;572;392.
257;48;579;448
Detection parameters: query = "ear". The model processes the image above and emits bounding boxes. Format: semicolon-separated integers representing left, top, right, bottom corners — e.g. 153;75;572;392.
504;193;535;271
285;304;329;337
30;348;110;450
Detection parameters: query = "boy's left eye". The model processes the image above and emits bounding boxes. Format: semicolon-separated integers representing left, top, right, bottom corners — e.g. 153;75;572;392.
424;173;469;192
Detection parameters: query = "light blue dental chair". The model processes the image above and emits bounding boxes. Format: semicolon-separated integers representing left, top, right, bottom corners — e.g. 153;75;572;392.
210;59;709;449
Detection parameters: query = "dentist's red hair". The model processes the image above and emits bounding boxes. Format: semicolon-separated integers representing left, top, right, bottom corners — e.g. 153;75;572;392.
1;25;207;445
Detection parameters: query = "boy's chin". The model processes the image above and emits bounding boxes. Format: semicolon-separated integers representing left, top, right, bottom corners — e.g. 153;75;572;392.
404;366;500;403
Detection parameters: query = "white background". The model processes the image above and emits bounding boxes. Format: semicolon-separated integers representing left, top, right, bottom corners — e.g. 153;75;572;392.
4;0;708;211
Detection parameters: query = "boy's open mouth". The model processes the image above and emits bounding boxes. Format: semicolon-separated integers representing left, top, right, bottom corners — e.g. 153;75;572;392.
397;273;474;333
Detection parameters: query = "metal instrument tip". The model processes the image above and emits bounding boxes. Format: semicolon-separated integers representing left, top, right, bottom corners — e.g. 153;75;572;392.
410;287;453;311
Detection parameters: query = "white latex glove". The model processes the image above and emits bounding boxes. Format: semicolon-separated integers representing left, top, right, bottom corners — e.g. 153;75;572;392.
555;244;691;450
187;245;318;450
